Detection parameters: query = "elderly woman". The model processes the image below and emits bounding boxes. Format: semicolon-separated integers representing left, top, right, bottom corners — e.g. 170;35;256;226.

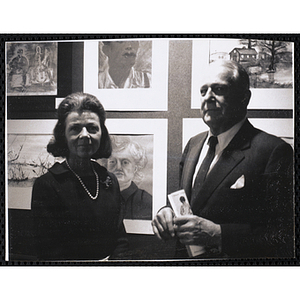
31;92;127;260
105;136;152;220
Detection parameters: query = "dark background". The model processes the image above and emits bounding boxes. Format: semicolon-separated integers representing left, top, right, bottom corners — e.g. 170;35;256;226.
4;36;297;264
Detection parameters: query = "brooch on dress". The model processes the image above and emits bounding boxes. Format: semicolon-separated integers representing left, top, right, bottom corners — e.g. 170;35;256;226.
100;176;112;189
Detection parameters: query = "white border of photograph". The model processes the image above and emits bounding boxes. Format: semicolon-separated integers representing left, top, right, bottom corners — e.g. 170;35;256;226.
84;39;169;111
191;39;294;110
182;118;294;151
105;119;168;234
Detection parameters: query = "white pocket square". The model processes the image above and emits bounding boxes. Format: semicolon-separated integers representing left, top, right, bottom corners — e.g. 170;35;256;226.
230;175;245;189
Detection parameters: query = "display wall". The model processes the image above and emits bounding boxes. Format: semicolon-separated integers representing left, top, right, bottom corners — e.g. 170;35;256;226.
6;39;294;261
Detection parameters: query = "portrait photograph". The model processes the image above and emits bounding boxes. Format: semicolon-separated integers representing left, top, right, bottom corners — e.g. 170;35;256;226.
1;9;299;300
4;36;296;264
103;118;168;234
84;39;168;111
6;42;57;96
98;134;154;221
98;40;152;89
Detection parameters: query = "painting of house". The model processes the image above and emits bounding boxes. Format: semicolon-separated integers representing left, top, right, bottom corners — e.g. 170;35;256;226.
229;47;257;64
208;39;293;89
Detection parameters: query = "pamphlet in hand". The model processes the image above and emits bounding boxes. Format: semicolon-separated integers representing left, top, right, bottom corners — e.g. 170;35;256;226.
168;189;205;257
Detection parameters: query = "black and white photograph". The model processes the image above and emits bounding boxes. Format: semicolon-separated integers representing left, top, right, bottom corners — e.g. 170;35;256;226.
84;39;168;111
98;40;152;89
168;189;205;257
4;37;295;263
6;42;57;96
103;118;167;235
168;189;192;217
99;134;153;221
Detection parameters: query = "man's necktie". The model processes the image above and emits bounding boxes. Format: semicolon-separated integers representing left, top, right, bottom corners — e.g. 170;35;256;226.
191;136;218;197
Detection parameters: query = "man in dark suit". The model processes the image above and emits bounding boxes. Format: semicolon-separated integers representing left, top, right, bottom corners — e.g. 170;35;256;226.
152;60;294;258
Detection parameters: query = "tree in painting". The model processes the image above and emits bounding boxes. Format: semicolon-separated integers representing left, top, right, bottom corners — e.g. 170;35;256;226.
7;135;55;187
257;40;290;72
231;39;293;88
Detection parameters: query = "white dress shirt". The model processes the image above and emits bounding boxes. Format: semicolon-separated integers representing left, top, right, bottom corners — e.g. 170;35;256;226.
98;66;151;89
192;118;246;187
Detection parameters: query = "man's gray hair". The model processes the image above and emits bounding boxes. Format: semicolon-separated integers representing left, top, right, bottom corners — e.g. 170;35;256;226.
210;60;250;92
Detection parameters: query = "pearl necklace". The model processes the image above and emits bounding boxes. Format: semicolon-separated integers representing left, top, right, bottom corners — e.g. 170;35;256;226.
65;159;99;200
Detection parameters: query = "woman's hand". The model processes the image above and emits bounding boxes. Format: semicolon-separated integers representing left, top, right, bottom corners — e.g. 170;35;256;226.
151;207;175;240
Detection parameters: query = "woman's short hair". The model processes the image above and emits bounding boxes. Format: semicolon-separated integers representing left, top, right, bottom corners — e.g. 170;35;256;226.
110;135;148;182
47;92;112;159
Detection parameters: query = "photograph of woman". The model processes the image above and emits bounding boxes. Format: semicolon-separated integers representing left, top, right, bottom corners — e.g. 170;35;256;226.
31;92;128;260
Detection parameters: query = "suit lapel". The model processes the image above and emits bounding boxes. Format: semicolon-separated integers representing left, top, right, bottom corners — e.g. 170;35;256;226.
190;120;254;213
191;149;245;212
181;132;207;200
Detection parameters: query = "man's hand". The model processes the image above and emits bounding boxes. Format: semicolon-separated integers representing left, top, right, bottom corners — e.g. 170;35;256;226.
151;207;175;240
174;215;222;248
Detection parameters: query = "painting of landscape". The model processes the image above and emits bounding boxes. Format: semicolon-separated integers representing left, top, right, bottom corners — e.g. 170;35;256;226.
7;134;55;188
7;134;56;209
209;39;293;89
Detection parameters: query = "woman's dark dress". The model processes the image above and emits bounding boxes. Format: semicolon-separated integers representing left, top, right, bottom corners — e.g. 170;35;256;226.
31;161;127;260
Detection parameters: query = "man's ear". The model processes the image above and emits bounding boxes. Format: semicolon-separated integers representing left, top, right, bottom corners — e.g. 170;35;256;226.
242;90;251;107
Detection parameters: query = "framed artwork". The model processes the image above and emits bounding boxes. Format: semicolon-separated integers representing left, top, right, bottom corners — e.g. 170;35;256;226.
98;134;153;220
84;39;169;111
6;42;58;96
6;120;59;210
191;39;294;110
182;118;294;150
249;118;294;148
104;119;168;234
